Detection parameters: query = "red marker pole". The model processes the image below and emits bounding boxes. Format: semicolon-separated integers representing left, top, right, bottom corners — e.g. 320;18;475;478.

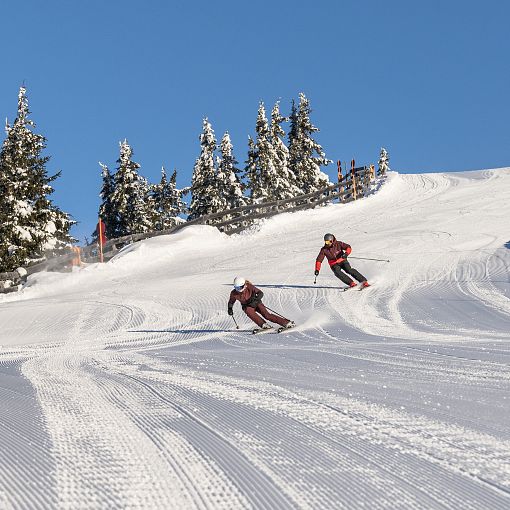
337;160;343;203
98;218;104;263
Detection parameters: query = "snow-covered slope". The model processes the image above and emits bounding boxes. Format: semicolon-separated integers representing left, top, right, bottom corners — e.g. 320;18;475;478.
1;170;509;509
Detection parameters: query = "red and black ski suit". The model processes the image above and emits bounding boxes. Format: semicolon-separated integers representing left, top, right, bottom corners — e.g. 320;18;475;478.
228;282;289;328
315;240;367;286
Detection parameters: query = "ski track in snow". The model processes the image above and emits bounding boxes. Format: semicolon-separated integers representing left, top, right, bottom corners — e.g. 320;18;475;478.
0;170;510;509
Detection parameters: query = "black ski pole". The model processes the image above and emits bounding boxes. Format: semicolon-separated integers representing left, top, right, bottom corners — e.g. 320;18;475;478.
349;256;390;263
314;274;317;284
231;314;239;329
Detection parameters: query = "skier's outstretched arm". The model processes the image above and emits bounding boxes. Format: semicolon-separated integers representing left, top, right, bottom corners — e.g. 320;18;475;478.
339;241;352;256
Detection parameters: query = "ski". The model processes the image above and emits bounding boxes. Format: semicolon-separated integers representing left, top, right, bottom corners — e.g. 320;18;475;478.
342;283;371;292
252;327;274;335
276;323;296;333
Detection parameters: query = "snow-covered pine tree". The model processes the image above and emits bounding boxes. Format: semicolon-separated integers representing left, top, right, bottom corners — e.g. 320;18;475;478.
188;118;224;221
139;173;155;230
287;98;298;160
152;167;188;230
167;168;189;218
0;86;74;272
269;101;301;200
288;93;331;194
109;140;152;237
244;135;259;200
216;132;247;211
378;147;391;176
95;162;117;240
244;102;277;202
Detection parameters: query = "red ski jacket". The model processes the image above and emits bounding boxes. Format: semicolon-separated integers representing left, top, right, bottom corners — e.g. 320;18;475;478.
315;240;352;272
228;282;263;308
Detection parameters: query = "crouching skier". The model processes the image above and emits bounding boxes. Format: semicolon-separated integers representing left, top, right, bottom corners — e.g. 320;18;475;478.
315;233;370;290
228;277;295;334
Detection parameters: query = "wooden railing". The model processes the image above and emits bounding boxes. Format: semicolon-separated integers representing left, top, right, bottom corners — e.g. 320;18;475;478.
81;163;378;260
1;163;379;292
0;268;28;294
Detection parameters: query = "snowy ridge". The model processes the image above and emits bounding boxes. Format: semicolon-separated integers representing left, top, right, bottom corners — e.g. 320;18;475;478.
0;169;509;509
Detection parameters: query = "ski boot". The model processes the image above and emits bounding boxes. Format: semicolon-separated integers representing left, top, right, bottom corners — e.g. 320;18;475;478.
359;281;371;291
252;323;273;334
342;281;358;292
277;321;296;333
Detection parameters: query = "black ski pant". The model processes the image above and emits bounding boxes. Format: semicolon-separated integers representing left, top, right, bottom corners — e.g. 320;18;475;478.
331;261;367;286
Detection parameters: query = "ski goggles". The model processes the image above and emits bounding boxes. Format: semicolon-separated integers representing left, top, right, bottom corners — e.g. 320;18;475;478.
324;239;333;246
234;284;246;291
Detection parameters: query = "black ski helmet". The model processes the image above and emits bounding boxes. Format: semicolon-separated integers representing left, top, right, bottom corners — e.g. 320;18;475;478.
324;233;335;243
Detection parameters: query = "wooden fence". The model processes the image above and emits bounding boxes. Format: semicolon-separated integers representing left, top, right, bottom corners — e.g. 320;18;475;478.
0;268;28;294
1;161;379;293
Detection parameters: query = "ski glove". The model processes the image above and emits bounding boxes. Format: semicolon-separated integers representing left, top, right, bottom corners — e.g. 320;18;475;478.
314;270;319;276
228;307;233;316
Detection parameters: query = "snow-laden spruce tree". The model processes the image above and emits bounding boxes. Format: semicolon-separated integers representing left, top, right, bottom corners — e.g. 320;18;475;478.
96;162;117;240
378;147;391;176
152;167;189;230
108;140;152;237
269;101;301;200
188;118;225;220
244;135;259;200
288;93;331;194
244;102;277;202
0;86;74;272
216;132;247;211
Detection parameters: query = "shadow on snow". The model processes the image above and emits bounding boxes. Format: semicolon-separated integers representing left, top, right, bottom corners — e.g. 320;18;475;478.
129;328;250;334
222;283;339;290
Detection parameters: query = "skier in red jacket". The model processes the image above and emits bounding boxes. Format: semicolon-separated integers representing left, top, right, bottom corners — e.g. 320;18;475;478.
315;233;370;289
228;277;295;332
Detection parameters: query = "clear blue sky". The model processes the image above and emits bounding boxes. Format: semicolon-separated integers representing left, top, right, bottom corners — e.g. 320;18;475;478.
1;0;509;243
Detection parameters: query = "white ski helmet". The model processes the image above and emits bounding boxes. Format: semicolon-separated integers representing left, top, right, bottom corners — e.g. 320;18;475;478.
233;276;246;291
